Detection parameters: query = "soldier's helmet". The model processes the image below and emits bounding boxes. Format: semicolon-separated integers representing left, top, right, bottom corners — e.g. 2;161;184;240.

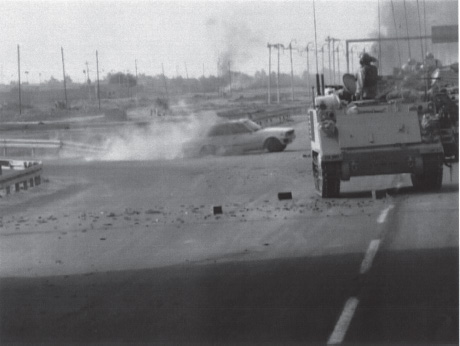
359;53;372;65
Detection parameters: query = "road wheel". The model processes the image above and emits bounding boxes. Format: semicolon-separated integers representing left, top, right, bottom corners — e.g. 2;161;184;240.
265;138;286;152
411;154;443;190
199;145;216;157
313;155;341;198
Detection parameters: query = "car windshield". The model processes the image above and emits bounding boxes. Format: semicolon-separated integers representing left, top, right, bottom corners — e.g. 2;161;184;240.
242;120;261;132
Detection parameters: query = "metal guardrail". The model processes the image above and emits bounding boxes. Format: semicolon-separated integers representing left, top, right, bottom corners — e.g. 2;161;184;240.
0;139;104;157
0;160;43;195
218;106;308;127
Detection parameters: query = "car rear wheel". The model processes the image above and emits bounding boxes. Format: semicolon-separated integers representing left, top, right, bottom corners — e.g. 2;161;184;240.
265;138;286;152
199;145;216;156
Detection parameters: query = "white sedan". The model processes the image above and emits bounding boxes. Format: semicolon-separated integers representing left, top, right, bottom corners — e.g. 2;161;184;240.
184;119;296;156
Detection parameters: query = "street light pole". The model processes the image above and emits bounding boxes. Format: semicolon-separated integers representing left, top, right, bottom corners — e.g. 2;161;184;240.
17;45;21;115
350;45;356;72
332;40;336;84
289;41;295;102
331;38;340;84
306;42;314;98
336;43;342;80
277;44;281;104
61;47;68;109
162;63;169;101
325;36;331;85
96;50;101;110
228;60;232;97
267;43;272;104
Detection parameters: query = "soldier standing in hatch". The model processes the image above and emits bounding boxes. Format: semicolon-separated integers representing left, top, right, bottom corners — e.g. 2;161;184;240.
355;53;379;100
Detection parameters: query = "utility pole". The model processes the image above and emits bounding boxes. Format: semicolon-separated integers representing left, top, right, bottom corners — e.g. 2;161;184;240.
305;42;314;98
162;63;169;100
135;60;138;101
350;46;355;72
184;62;190;94
313;0;321;96
85;61;90;82
276;44;281;103
336;45;341;80
267;43;272;104
228;60;232;97
331;38;340;84
289;42;294;102
217;58;220;97
85;61;91;101
268;43;284;104
325;36;331;85
202;63;206;94
96;50;101;109
332;39;336;84
17;45;21;115
61;47;68;109
321;43;328;81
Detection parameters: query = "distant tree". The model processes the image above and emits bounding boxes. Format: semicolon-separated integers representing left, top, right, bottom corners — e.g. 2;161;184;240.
107;72;137;87
46;76;60;87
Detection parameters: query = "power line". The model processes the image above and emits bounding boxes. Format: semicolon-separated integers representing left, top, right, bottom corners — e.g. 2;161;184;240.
390;0;403;68
416;0;425;61
61;47;68;109
403;0;412;59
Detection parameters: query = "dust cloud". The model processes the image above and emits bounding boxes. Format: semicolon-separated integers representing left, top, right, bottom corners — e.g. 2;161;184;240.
100;112;220;161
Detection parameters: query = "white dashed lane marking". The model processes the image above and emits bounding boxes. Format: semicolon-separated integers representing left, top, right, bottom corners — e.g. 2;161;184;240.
327;297;360;344
377;204;394;224
327;203;396;343
360;239;381;275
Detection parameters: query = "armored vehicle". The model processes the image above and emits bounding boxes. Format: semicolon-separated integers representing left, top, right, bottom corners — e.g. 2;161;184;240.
308;95;445;198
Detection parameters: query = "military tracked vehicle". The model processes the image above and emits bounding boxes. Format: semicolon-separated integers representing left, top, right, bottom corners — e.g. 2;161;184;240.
308;95;445;198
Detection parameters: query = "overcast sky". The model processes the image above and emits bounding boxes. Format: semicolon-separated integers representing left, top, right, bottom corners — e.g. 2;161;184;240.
0;0;457;84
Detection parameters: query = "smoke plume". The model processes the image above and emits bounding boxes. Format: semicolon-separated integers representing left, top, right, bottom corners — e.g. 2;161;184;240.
206;17;264;76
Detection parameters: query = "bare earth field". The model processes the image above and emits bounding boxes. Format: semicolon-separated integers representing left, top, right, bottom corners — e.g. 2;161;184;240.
0;113;458;344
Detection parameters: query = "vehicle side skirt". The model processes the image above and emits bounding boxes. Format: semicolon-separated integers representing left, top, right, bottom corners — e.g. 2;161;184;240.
339;143;443;178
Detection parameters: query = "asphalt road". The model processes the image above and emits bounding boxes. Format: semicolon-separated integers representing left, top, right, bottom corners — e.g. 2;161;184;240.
0;119;458;344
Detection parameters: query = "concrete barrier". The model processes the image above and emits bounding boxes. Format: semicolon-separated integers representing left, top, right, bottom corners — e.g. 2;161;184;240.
0;139;103;158
0;160;43;195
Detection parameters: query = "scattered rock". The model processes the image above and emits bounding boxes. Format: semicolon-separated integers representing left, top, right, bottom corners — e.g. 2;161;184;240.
145;209;162;215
